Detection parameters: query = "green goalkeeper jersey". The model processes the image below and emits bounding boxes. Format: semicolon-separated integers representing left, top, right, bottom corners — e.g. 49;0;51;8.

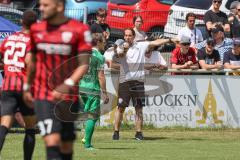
79;48;105;94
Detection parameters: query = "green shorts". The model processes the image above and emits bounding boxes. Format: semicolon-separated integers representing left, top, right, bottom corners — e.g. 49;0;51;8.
80;93;100;119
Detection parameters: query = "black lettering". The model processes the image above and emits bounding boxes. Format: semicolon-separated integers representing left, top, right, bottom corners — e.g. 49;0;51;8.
182;113;188;121
150;114;157;122
187;95;197;106
146;95;153;106
167;114;174;121
175;114;181;122
153;95;163;106
164;94;174;106
175;95;183;106
159;112;166;121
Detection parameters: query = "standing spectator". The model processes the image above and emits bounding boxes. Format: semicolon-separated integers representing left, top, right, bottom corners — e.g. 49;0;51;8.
80;33;109;150
197;38;222;69
178;12;203;47
171;36;198;73
195;24;233;62
223;38;240;75
91;8;111;40
228;1;239;18
112;28;174;140
133;15;147;42
104;39;124;69
23;0;92;159
228;2;240;38
204;0;230;37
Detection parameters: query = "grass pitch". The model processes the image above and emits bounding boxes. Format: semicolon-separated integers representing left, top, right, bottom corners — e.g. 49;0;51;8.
1;128;240;160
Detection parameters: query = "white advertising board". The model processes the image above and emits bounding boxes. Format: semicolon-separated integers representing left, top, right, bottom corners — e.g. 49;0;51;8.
100;74;240;128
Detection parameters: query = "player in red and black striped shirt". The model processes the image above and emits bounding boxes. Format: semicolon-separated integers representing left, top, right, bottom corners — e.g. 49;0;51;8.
0;10;37;160
23;0;92;159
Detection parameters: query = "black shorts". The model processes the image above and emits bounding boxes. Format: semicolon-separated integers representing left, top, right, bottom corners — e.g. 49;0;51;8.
34;100;80;141
0;91;35;116
117;80;145;108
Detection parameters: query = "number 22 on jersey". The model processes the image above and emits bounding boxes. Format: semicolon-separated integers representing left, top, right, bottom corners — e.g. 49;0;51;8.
4;41;27;68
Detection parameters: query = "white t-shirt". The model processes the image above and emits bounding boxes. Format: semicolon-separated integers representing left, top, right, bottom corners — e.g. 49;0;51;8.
145;51;167;74
145;51;167;65
114;41;150;83
134;28;147;42
178;26;203;47
104;47;114;61
104;47;115;69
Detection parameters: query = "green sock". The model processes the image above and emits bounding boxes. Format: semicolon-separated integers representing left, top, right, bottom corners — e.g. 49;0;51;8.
84;119;97;148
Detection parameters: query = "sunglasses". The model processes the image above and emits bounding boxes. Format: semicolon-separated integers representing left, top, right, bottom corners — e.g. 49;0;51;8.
213;0;222;4
238;9;240;11
181;43;190;46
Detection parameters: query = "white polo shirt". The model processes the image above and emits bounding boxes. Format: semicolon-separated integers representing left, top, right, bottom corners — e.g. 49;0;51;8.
114;41;150;83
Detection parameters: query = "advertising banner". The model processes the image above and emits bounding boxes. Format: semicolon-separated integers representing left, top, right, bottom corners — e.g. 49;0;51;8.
100;74;240;128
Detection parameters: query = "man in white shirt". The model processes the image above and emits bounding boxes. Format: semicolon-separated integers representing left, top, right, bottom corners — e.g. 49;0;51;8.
112;28;174;140
178;12;203;47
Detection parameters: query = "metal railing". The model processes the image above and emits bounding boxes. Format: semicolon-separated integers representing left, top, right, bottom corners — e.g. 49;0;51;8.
105;68;240;75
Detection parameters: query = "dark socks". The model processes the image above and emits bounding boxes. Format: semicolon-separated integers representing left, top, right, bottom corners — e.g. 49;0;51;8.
46;146;61;160
61;152;73;160
24;129;36;160
0;125;8;152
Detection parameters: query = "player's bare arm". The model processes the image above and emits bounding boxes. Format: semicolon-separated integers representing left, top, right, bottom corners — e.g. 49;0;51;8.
52;52;91;101
23;52;36;107
98;70;109;104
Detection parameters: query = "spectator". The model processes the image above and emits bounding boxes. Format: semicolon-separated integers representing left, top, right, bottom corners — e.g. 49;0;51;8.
204;0;230;37
229;1;239;18
171;36;198;73
133;15;147;42
195;24;233;62
91;8;111;40
104;39;124;69
223;38;240;75
197;38;222;70
228;2;240;38
145;46;167;74
112;28;174;140
178;12;203;47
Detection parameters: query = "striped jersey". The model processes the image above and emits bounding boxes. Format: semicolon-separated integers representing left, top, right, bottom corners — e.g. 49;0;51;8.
30;19;92;101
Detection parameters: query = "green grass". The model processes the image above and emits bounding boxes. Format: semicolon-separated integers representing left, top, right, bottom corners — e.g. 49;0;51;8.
2;129;240;160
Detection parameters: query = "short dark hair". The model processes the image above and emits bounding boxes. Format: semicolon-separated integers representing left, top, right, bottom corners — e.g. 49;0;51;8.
56;0;66;5
124;28;135;37
185;12;196;21
96;8;107;17
133;15;143;24
91;33;105;46
22;10;37;28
